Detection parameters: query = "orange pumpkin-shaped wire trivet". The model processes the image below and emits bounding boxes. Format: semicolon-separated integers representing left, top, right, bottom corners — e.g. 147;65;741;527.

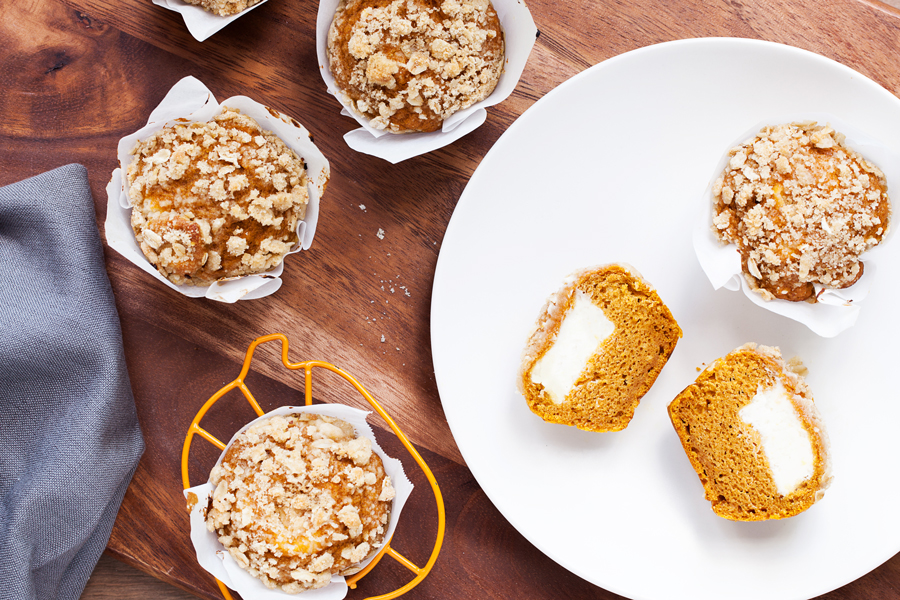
181;333;445;600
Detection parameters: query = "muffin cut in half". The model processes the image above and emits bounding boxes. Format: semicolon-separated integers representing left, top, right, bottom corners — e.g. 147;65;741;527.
668;343;832;521
518;264;682;432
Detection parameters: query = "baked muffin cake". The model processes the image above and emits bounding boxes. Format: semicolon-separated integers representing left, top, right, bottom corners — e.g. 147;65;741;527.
205;413;395;593
518;264;682;432
668;344;832;521
712;121;891;302
327;0;505;133
183;0;262;16
127;107;309;286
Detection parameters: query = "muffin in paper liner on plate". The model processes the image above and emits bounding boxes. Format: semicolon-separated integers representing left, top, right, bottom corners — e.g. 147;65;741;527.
184;404;414;599
105;76;329;303
151;0;271;42
693;114;897;337
315;0;537;163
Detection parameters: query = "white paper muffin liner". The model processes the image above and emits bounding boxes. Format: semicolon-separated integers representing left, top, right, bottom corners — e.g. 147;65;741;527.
184;404;414;600
152;0;270;42
105;76;330;303
316;0;537;163
693;113;899;337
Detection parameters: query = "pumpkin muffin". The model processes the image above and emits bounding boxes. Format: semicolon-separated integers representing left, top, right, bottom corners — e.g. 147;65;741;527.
327;0;505;133
668;344;832;521
126;107;309;286
712;121;890;302
205;413;395;593
183;0;263;17
518;264;682;432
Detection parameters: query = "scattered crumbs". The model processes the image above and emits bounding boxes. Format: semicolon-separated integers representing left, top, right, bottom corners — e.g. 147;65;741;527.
376;228;385;240
395;347;400;351
390;287;395;293
380;334;386;343
359;204;366;210
787;356;809;377
387;253;391;256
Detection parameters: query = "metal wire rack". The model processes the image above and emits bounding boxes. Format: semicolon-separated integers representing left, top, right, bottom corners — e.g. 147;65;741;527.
181;333;445;599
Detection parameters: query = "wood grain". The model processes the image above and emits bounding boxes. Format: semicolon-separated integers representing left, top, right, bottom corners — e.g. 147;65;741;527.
3;0;900;599
82;555;196;600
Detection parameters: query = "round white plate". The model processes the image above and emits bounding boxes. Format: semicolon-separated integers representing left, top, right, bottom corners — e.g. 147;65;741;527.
431;38;900;600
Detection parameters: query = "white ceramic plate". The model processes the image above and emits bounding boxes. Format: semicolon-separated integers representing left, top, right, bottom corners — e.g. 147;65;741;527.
431;38;900;600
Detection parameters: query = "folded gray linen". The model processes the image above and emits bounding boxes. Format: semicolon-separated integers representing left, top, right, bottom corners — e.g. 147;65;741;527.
0;164;144;600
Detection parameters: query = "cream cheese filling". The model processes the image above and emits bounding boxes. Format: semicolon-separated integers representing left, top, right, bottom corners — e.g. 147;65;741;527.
739;380;815;495
530;289;614;404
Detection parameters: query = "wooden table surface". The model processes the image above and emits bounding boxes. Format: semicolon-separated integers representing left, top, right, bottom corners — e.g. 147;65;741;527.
4;0;900;598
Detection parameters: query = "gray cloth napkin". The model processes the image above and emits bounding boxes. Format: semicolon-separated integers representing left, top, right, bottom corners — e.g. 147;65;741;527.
0;164;144;600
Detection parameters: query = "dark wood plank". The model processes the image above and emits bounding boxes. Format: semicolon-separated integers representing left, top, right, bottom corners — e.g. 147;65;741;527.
82;554;197;600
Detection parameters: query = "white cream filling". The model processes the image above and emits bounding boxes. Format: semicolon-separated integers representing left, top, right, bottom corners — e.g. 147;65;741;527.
530;289;615;404
739;380;815;495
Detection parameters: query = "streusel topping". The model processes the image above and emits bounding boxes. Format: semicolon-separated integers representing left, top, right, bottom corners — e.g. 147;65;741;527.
328;0;504;133
712;122;890;302
183;0;262;17
127;107;309;286
205;414;395;594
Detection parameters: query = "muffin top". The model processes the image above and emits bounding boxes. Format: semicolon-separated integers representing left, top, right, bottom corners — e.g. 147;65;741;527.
205;413;395;593
126;107;309;286
328;0;504;133
183;0;263;17
712;121;890;302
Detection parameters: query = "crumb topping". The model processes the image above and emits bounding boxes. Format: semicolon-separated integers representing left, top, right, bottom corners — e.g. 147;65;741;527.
712;122;890;302
182;0;263;17
127;107;309;286
205;414;394;594
328;0;504;133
